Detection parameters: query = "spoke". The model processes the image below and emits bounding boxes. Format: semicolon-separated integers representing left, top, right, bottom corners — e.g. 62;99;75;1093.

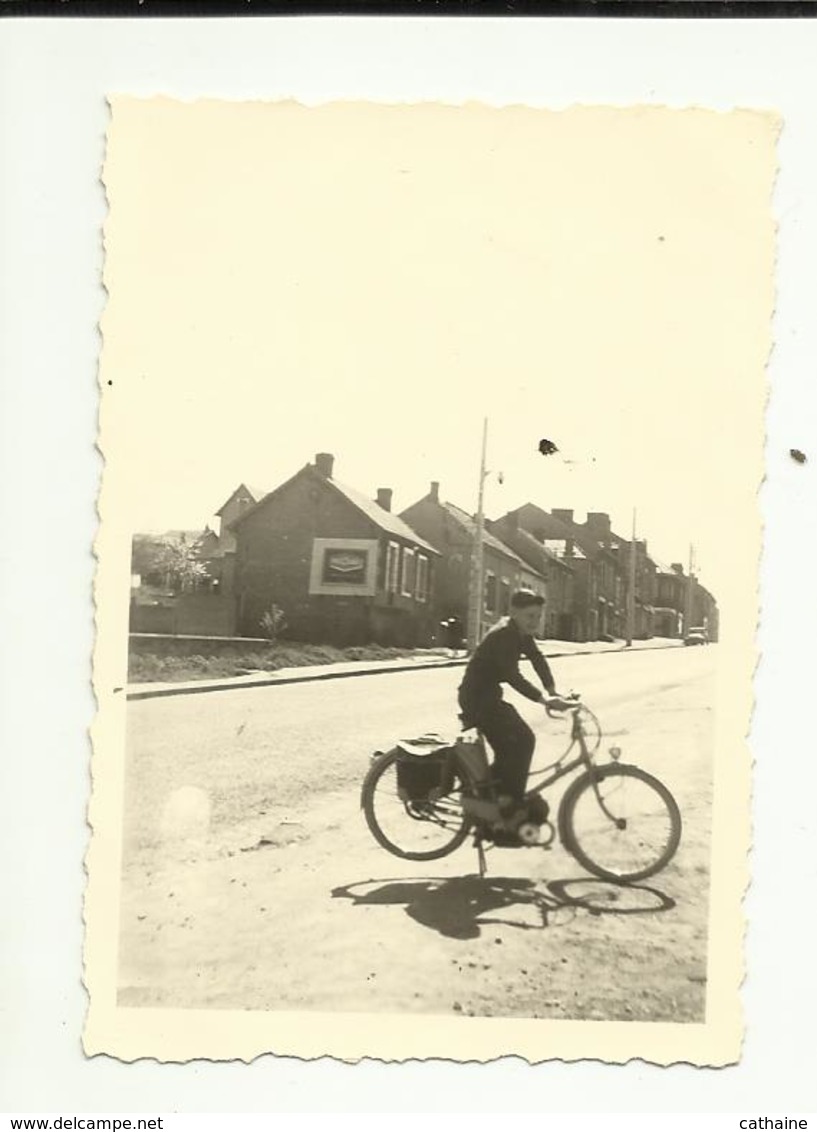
369;763;468;855
569;772;675;878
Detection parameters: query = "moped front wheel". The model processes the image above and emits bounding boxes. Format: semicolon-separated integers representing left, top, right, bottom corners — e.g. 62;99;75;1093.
558;763;682;883
362;750;472;861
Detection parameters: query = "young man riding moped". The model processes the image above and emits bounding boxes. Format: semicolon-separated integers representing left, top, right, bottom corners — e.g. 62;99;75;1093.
457;590;572;839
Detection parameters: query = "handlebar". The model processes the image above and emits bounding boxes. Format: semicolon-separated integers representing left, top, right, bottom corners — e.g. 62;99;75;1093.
544;693;583;718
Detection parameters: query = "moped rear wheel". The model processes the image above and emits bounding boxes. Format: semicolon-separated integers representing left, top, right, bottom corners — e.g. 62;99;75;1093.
558;764;682;883
362;751;472;861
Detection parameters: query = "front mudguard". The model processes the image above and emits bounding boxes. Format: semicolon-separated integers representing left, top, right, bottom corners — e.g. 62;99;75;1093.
555;760;635;843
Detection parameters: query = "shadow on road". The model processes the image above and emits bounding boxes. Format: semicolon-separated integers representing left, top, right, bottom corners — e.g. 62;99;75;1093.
331;874;675;941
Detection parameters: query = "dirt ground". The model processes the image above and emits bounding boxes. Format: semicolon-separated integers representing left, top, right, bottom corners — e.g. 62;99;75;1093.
117;648;715;1022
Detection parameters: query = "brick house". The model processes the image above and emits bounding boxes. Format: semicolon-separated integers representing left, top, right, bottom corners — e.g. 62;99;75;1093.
487;513;576;640
625;540;658;639
230;453;439;647
400;483;547;641
654;562;719;641
203;483;269;596
578;514;658;641
653;563;686;637
575;512;633;638
215;483;269;554
497;504;621;642
693;582;719;641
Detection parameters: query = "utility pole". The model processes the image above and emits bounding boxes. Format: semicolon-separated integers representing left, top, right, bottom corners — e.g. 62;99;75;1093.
626;508;637;647
467;417;488;653
684;543;695;633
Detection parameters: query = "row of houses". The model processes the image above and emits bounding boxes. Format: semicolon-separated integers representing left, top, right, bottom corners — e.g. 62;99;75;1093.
130;451;719;647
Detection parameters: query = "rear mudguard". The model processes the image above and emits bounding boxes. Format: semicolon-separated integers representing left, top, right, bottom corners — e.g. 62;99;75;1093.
360;744;490;812
360;748;394;808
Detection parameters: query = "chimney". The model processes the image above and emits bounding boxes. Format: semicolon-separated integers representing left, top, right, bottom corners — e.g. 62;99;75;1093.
551;509;574;526
376;488;393;512
429;481;440;502
671;562;684;575
586;511;612;540
314;452;334;479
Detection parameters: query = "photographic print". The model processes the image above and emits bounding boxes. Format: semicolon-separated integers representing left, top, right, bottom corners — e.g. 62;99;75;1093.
86;99;777;1064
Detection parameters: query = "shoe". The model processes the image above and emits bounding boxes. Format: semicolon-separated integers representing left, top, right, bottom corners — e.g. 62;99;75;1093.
524;794;550;825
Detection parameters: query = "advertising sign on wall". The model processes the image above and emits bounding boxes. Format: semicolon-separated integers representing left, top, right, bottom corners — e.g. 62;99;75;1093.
309;538;378;596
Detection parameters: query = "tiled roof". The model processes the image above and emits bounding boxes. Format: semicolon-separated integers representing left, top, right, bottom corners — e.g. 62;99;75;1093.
512;505;605;560
652;558;677;574
441;502;525;565
506;526;576;572
215;483;269;517
543;537;586;560
227;467;437;553
329;478;440;555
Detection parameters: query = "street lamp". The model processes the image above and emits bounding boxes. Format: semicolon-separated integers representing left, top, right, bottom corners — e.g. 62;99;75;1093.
467;417;489;653
683;543;696;634
626;508;637;647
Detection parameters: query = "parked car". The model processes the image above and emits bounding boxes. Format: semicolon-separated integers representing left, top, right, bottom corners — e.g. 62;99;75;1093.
684;627;708;646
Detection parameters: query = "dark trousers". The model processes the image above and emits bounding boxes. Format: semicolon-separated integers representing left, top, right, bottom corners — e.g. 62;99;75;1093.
474;702;535;802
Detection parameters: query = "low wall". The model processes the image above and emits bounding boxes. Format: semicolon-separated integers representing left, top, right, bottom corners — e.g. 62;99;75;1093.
130;603;176;634
130;593;236;637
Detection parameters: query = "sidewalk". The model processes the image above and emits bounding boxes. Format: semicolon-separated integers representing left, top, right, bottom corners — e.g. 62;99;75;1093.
126;637;683;701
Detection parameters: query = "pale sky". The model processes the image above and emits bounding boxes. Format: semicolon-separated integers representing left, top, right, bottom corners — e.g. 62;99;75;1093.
102;100;777;607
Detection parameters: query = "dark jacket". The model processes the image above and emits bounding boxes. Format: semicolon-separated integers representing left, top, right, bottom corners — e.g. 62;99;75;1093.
458;617;555;727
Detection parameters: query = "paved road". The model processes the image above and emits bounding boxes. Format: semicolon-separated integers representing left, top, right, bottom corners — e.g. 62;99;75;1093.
119;646;716;1022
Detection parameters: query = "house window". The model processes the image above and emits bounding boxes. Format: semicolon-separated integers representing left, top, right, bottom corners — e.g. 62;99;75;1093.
385;541;400;594
401;547;416;598
484;572;497;613
415;554;430;603
500;578;512;615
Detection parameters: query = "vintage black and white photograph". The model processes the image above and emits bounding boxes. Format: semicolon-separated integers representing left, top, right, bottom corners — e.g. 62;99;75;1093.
86;99;776;1064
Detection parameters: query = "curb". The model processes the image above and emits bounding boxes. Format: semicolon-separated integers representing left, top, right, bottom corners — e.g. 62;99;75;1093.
126;658;467;701
125;642;683;702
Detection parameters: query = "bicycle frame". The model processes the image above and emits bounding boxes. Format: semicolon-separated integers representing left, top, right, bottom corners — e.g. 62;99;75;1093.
523;706;595;797
463;704;621;829
392;704;611;834
520;705;627;831
362;699;679;882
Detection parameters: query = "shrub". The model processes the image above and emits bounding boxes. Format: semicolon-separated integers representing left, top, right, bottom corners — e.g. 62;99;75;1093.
127;638;418;683
259;604;287;641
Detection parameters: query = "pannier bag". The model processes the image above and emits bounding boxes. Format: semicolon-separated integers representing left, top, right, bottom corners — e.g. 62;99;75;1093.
394;734;456;803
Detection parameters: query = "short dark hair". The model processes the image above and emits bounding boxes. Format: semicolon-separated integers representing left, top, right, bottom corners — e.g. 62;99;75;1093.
510;589;545;610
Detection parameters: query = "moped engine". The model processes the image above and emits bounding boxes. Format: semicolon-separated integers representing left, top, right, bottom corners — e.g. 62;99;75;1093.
515;819;556;847
516;822;541;846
